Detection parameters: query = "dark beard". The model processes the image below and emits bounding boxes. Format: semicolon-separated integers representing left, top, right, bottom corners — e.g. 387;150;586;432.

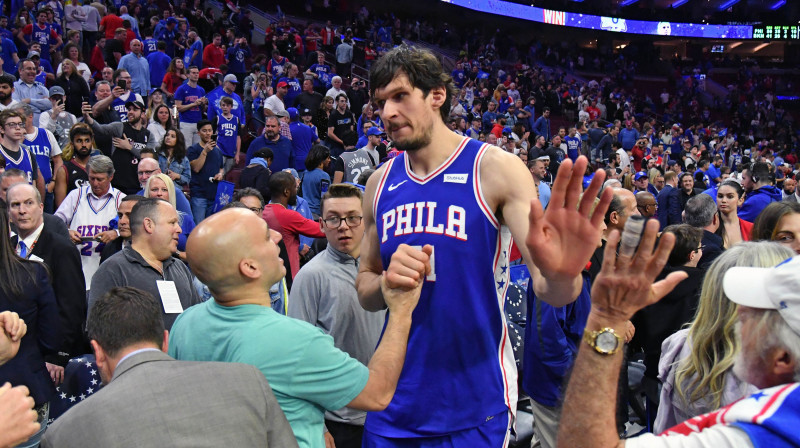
392;132;431;152
288;194;297;206
75;147;92;158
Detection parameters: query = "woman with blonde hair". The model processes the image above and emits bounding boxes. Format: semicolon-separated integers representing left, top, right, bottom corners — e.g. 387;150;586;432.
144;174;195;255
53;58;90;118
57;43;91;84
654;241;794;432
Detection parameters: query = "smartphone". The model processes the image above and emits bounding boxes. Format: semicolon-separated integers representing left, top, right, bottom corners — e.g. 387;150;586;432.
80;236;96;242
82;95;89;103
117;79;126;90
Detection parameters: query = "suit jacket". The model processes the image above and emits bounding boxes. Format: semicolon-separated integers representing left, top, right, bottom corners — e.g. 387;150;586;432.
9;213;70;241
42;350;298;447
698;230;724;270
0;263;60;406
12;219;88;361
656;184;675;230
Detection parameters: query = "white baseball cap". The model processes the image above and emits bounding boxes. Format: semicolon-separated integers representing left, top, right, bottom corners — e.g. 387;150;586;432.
723;255;800;336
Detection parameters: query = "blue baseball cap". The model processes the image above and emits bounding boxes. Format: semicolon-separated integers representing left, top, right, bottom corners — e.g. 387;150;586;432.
287;107;298;120
166;17;178;25
366;127;383;137
634;171;648;181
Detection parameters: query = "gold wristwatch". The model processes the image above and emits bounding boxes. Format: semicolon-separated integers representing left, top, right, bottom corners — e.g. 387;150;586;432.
583;327;623;355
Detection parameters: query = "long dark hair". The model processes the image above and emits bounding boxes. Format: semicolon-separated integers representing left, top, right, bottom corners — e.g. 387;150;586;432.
0;202;39;297
715;180;745;241
152;104;173;130
161;128;187;163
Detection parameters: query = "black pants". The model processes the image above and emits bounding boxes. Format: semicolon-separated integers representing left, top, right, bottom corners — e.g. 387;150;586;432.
326;420;364;448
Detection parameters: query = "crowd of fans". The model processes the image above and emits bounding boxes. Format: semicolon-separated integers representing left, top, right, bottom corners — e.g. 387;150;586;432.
0;0;799;447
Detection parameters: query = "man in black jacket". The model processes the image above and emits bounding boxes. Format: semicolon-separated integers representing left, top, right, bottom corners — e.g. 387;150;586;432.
684;193;723;269
7;183;87;367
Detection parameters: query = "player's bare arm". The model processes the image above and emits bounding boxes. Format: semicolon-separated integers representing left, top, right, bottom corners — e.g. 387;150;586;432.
356;162;431;311
482;148;612;306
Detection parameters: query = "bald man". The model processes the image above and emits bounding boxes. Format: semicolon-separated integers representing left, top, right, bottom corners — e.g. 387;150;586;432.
168;209;424;448
118;39;150;99
605;188;640;235
635;191;657;219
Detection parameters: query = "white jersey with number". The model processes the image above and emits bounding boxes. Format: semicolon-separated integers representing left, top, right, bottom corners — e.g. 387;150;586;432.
65;185;125;289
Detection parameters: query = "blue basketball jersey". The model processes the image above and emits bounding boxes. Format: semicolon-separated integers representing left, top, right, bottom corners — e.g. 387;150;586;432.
369;137;516;437
0;144;36;184
31;23;53;61
24;128;56;183
112;97;128;122
216;114;239;157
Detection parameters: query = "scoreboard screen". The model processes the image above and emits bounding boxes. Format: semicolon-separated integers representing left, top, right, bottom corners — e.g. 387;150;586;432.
752;25;800;40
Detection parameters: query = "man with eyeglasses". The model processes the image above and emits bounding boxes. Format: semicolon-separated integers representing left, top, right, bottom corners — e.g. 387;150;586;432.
262;171;325;279
133;158;192;216
0;108;46;199
289;183;386;448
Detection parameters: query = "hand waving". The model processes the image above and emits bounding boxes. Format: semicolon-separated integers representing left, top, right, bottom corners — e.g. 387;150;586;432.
590;220;689;324
525;156;611;282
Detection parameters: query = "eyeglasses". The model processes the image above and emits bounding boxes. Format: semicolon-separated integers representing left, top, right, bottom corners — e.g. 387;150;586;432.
321;215;363;229
3;122;24;129
138;169;158;177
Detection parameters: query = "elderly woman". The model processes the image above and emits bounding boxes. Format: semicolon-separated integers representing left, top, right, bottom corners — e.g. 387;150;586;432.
144;174;196;255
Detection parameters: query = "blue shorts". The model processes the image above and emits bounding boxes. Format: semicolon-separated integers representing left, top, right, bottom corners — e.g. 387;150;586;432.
361;411;511;448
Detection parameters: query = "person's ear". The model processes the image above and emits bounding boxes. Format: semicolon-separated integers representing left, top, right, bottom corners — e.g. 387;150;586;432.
770;347;796;383
429;85;447;110
239;257;261;280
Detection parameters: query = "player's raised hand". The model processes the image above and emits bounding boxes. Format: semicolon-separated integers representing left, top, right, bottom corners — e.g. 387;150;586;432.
526;156;612;281
384;244;432;291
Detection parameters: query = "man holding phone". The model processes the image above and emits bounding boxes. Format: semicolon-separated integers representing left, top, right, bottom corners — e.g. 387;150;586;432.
187;120;224;223
83;100;156;195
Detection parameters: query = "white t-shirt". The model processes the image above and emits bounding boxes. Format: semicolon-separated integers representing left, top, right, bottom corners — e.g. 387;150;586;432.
57;61;93;84
617;148;631;171
263;94;287;118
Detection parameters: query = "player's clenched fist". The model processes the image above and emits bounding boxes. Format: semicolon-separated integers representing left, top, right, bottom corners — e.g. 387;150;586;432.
381;270;424;317
384;244;433;290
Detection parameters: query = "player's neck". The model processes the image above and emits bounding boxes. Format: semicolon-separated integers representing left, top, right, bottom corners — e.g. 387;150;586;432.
222;112;232;119
404;122;464;177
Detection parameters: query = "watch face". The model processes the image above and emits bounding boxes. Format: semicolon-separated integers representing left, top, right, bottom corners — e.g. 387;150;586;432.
596;331;619;353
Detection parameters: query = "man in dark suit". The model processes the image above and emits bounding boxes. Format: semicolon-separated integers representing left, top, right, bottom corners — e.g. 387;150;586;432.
1;169;70;240
7;183;88;367
657;171;678;230
683;194;724;269
42;287;298;447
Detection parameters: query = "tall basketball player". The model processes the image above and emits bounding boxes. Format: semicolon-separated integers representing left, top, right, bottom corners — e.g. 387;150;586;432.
356;46;612;446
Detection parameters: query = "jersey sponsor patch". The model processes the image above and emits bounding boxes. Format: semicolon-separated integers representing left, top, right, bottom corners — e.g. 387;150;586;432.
444;173;468;184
